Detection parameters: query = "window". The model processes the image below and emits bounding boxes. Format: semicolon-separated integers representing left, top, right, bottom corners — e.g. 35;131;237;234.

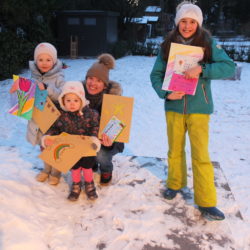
68;17;80;25
83;18;96;26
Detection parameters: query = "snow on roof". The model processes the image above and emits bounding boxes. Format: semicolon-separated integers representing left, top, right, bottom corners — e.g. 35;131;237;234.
130;16;159;24
145;6;161;12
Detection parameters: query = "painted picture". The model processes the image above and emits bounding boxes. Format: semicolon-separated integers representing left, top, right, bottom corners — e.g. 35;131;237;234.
162;43;204;95
39;134;97;173
98;94;134;143
8;75;36;120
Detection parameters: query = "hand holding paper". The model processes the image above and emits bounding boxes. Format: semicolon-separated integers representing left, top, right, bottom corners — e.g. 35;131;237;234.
184;65;202;79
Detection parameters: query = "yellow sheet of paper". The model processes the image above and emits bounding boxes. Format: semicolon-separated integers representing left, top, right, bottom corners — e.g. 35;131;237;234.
98;94;134;143
39;135;97;173
32;97;61;133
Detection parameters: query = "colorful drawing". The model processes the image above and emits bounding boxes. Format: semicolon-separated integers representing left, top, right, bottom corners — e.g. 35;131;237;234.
8;75;36;120
39;134;97;173
53;143;72;161
102;116;125;142
162;43;204;95
98;94;134;143
34;88;48;111
32;97;61;134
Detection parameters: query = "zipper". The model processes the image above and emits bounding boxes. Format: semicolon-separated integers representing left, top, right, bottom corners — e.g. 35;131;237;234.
202;84;209;104
183;95;187;114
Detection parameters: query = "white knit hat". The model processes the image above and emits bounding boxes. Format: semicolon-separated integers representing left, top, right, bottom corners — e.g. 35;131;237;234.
58;81;89;114
175;2;203;27
34;42;57;64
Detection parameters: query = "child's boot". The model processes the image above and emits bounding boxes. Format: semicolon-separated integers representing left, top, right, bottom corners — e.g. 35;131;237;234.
100;172;112;185
85;181;98;200
36;171;49;182
48;175;60;185
68;182;82;201
198;206;225;221
163;188;179;200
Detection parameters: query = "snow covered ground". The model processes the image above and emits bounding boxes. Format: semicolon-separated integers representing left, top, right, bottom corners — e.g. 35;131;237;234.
0;56;250;249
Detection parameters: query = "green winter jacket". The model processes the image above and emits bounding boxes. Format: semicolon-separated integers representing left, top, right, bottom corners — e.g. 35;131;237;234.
150;39;236;114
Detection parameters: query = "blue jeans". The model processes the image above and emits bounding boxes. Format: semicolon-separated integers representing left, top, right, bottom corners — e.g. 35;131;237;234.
97;142;124;173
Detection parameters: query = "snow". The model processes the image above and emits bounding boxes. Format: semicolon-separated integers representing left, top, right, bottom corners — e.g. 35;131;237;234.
145;6;161;13
0;56;250;249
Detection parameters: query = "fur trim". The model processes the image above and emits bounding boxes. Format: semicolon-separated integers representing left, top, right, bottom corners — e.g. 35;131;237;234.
108;80;123;96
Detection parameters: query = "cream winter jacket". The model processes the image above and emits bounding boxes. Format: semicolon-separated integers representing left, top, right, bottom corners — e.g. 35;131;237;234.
26;60;65;146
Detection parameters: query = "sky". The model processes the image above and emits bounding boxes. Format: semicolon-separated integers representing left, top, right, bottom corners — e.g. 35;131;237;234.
0;55;249;249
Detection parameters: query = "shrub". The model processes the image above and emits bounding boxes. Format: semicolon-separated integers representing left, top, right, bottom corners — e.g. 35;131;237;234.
110;40;131;59
0;31;33;80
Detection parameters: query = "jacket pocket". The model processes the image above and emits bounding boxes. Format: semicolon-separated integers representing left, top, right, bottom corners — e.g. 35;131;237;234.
26;120;40;145
202;84;209;104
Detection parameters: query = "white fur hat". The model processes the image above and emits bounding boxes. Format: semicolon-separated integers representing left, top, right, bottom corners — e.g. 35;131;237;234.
175;2;203;27
34;42;57;64
58;81;89;114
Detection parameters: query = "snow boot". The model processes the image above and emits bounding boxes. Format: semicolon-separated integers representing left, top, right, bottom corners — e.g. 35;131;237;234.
36;171;49;182
100;172;112;185
163;188;179;200
48;175;60;185
68;182;82;201
85;181;98;200
198;206;225;221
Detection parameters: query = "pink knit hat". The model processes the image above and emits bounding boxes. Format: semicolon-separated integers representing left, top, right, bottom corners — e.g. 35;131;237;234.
58;81;89;114
34;42;57;64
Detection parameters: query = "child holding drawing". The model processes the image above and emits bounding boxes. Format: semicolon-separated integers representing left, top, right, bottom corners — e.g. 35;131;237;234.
42;81;100;201
27;42;65;185
82;53;124;185
150;2;235;220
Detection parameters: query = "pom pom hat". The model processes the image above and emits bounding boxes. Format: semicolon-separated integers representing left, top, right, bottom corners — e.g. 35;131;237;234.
175;2;203;27
34;42;57;64
58;81;89;114
86;53;115;86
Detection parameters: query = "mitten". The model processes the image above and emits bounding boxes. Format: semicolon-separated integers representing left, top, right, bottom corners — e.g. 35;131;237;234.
91;136;101;152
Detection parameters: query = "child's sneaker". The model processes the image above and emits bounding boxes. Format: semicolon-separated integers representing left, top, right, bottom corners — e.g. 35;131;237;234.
68;182;82;201
36;172;49;182
198;206;225;221
48;175;60;185
100;172;112;185
163;188;179;200
85;181;98;200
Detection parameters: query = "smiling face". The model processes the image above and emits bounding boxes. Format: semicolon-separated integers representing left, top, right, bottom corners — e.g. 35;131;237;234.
63;93;82;113
178;17;198;39
86;76;106;95
36;53;54;73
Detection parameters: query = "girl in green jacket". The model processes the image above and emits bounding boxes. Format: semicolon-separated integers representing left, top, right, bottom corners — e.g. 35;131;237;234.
150;2;235;221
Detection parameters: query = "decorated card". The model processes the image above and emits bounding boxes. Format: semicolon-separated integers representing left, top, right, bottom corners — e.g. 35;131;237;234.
102;115;125;142
39;134;97;173
34;88;48;111
8;75;36;120
162;43;204;95
32;97;61;133
98;94;134;143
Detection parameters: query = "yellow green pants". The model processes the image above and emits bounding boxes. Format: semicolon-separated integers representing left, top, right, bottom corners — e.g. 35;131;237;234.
166;111;216;207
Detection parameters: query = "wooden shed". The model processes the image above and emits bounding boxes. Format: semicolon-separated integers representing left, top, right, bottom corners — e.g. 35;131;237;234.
56;10;119;57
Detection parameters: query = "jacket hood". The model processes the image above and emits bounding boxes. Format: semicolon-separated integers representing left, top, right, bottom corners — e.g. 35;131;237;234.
29;59;63;78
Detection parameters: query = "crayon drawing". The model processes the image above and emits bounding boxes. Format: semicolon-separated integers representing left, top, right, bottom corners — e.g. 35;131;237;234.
8;75;36;120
